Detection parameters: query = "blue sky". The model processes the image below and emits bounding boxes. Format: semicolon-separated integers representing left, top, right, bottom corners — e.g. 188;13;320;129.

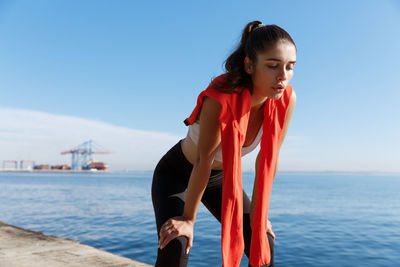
1;0;399;172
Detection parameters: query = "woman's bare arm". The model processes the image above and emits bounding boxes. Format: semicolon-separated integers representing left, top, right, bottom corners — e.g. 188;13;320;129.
158;96;221;252
183;96;222;222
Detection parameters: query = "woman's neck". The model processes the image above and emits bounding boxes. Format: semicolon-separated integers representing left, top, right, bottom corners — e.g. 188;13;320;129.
250;93;267;111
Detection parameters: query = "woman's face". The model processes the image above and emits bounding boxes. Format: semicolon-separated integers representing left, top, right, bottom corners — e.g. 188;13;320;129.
246;40;297;100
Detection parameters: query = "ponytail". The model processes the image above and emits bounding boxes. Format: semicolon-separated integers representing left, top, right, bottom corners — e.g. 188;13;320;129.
213;21;296;93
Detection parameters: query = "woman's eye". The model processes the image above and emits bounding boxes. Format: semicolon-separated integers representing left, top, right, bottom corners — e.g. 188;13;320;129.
286;64;295;70
267;65;278;69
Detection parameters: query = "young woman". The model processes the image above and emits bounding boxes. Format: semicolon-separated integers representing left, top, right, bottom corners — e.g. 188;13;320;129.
152;21;297;267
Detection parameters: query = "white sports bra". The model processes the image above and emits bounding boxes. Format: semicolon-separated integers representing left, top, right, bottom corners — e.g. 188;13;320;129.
187;120;263;162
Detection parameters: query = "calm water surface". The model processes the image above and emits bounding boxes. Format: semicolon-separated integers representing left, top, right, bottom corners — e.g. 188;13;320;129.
1;171;399;266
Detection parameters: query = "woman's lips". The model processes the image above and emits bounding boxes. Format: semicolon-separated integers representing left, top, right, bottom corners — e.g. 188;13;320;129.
272;84;285;93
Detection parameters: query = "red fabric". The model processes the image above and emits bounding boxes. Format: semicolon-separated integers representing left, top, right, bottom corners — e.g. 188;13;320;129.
184;74;293;267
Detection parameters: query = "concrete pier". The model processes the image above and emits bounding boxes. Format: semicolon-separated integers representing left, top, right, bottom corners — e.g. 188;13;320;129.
0;222;153;267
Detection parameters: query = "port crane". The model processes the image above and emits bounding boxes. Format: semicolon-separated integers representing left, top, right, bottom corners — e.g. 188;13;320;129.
61;140;110;170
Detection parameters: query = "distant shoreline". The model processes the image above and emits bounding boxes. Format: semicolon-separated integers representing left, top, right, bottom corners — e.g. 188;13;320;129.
1;169;399;176
0;169;107;173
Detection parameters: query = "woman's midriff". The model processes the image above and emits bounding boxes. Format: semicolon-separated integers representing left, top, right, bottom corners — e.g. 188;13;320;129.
180;134;224;171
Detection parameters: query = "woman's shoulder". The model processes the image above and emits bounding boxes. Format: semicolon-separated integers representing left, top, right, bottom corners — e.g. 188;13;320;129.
205;74;250;99
201;74;229;101
206;74;228;92
211;73;229;83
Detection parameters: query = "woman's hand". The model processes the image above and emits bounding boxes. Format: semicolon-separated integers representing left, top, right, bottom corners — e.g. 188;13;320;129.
267;219;275;240
250;213;276;240
158;216;194;254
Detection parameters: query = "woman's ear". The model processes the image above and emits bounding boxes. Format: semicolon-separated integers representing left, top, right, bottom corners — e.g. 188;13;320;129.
244;56;253;75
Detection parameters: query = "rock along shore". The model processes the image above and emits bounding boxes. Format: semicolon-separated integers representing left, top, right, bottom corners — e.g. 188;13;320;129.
0;222;153;267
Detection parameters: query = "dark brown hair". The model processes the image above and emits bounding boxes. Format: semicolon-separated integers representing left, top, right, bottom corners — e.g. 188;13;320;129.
213;21;296;93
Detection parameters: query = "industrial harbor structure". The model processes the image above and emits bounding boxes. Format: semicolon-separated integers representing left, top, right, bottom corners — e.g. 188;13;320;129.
1;140;109;172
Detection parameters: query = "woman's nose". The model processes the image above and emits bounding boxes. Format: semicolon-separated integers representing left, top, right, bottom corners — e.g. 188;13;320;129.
277;68;287;81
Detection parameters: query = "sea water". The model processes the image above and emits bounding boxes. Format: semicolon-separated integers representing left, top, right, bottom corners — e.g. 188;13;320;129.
0;171;399;266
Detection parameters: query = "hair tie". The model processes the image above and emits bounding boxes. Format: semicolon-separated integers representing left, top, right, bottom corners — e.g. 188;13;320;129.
249;22;265;33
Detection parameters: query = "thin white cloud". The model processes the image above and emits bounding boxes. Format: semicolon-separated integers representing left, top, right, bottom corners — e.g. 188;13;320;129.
0;108;179;171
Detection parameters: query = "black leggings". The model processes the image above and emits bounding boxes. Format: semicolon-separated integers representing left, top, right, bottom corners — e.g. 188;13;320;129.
151;140;274;267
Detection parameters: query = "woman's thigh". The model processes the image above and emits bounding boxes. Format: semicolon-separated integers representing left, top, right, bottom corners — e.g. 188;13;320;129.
201;180;252;247
151;140;193;233
201;180;275;267
151;141;193;267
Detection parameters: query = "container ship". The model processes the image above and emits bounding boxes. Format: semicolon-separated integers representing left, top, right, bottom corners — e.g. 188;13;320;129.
82;161;108;171
31;161;108;171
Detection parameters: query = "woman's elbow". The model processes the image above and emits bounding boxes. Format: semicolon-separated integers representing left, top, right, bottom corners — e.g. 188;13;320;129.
195;154;215;169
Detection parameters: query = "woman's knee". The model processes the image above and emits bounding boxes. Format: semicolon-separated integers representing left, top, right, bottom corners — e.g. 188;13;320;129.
155;236;190;267
246;233;275;267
